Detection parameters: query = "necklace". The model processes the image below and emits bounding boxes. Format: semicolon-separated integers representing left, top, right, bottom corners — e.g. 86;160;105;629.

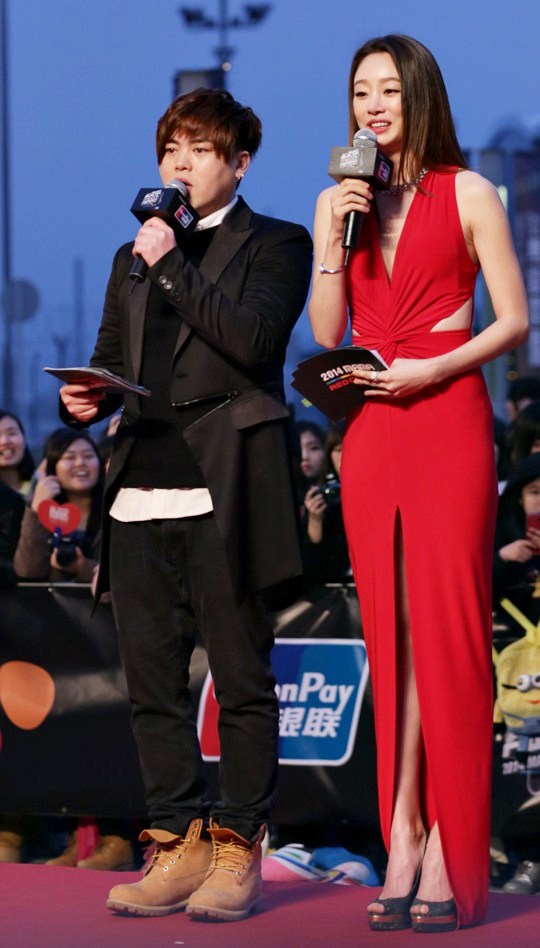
381;167;429;197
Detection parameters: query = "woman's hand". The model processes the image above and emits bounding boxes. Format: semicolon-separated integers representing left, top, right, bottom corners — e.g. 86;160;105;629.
304;485;327;520
31;475;62;512
498;539;537;564
50;545;86;576
133;217;176;269
353;357;442;399
328;178;373;237
304;485;327;544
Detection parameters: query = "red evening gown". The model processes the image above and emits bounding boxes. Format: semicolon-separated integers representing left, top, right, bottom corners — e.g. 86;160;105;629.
341;169;497;927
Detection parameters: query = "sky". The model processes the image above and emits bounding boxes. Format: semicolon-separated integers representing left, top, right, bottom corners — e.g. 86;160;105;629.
2;0;540;440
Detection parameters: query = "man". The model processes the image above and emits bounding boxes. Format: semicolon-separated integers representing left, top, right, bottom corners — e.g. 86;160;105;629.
60;88;312;922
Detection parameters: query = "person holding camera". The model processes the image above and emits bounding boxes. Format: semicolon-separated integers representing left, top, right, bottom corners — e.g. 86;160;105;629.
13;425;138;870
13;427;103;583
301;422;351;589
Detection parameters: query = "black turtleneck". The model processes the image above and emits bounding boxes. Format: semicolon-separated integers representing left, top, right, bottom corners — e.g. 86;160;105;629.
121;227;218;489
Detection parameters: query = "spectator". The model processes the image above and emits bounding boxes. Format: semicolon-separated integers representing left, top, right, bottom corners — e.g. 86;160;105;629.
494;415;511;489
0;411;35;497
507;399;540;469
301;422;351;588
0;417;33;861
492;453;540;894
14;428;104;583
505;376;540;423
11;427;136;869
0;412;34;590
295;421;327;501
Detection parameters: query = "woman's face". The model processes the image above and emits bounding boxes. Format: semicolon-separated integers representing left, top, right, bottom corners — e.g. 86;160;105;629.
330;443;343;477
300;431;325;480
0;415;25;469
55;438;100;494
521;478;540;515
352;52;403;160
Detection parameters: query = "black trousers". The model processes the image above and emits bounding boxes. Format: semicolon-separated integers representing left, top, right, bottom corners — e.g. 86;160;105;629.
109;515;279;840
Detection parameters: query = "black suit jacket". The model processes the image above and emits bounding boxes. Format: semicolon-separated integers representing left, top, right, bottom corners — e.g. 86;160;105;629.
65;197;313;601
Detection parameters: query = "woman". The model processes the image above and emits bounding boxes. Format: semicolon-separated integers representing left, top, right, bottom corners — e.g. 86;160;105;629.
308;34;528;931
0;411;35;495
301;422;351;588
492;453;540;895
0;411;34;589
14;427;103;583
507;399;540;469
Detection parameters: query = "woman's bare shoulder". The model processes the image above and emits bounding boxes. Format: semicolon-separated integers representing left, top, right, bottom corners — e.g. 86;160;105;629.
455;169;500;202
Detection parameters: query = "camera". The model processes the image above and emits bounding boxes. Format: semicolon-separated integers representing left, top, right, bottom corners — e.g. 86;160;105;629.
48;528;78;567
314;474;341;506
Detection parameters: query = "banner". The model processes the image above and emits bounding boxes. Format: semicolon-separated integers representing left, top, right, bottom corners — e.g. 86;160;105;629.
0;583;379;826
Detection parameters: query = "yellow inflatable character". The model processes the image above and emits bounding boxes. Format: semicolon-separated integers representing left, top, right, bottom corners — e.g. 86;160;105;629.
493;599;540;761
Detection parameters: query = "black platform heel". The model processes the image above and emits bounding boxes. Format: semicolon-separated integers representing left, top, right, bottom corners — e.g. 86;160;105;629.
410;898;457;933
367;868;421;932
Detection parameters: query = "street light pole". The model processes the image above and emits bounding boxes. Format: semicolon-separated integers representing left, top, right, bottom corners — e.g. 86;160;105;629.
178;1;271;87
0;0;13;407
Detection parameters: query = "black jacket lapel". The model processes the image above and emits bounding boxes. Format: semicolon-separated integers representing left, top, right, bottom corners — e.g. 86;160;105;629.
173;197;253;359
127;278;151;382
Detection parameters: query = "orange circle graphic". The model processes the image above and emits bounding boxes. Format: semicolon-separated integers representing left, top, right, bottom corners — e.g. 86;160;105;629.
0;662;55;730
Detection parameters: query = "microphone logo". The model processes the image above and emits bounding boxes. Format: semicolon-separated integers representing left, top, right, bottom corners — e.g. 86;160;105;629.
140;189;164;208
174;204;195;228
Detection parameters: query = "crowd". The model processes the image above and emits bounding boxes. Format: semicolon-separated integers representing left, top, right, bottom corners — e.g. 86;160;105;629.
0;385;539;890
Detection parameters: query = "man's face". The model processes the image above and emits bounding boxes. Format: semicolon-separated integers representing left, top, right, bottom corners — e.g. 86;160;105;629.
159;134;249;218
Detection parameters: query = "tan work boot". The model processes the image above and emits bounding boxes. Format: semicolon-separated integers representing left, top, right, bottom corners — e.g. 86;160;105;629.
186;821;265;921
106;818;211;916
78;835;134;871
0;830;23;863
45;831;78;867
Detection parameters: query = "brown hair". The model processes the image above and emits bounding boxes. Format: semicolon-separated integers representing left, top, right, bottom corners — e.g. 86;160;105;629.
156;87;262;164
348;34;466;180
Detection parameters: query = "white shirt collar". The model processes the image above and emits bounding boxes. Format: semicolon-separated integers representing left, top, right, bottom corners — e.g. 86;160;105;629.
195;196;238;231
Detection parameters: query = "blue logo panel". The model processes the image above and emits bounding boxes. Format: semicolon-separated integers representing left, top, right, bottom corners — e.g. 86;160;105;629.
272;638;369;766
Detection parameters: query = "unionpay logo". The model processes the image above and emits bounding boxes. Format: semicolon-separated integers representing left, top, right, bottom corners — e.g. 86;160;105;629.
198;638;369;766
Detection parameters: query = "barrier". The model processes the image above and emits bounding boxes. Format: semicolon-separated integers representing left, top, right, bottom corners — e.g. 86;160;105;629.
1;583;536;839
0;583;378;825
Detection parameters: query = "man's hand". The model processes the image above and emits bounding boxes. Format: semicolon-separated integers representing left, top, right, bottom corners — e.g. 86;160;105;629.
133;217;177;269
60;383;104;422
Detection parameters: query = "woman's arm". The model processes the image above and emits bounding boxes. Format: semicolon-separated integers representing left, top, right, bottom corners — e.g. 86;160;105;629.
308;181;373;348
13;506;53;580
354;172;529;398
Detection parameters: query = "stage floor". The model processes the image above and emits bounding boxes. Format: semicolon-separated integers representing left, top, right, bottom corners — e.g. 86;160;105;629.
1;864;538;947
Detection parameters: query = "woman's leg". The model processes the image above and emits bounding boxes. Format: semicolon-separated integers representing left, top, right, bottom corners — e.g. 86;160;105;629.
368;532;426;911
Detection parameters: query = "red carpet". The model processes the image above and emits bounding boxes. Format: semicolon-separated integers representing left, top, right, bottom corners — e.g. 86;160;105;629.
1;864;538;947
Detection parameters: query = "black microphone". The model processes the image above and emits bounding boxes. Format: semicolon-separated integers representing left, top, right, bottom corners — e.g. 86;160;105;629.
328;129;393;262
129;180;200;284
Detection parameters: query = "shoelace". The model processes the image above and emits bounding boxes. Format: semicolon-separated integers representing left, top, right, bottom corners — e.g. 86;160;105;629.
145;835;193;875
210;839;251;875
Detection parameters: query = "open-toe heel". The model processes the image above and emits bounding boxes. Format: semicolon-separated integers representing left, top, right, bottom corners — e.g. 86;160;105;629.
367;868;421;932
410;898;457;933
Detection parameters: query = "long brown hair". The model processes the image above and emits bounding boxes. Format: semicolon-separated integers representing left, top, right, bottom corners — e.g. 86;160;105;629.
348;34;466;180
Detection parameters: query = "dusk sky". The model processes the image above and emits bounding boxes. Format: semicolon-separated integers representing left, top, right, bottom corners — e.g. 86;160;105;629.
2;0;539;436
